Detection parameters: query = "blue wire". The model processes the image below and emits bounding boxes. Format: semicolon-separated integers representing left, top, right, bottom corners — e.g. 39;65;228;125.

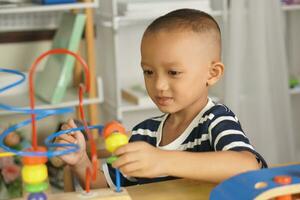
0;68;103;158
0;68;26;94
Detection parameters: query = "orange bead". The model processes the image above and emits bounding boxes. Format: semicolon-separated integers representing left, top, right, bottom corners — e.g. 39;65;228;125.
22;146;47;165
273;175;292;200
103;121;126;139
273;175;292;185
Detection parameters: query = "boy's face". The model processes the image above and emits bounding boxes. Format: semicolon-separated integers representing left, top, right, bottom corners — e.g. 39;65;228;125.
141;30;214;114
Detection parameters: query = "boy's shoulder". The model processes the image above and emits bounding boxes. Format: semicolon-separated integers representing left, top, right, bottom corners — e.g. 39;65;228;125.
203;101;237;119
132;114;166;132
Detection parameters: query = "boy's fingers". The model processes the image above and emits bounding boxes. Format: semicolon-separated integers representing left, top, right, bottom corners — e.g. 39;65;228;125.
61;123;73;130
68;119;84;136
118;161;140;175
55;133;77;143
73;131;85;147
112;151;138;168
56;140;76;151
125;169;145;178
68;119;78;128
114;142;142;156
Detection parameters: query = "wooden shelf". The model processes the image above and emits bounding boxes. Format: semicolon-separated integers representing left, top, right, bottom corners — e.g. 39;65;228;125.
120;98;157;112
117;9;223;23
290;87;300;95
98;10;223;27
282;4;300;11
0;77;103;116
0;0;98;14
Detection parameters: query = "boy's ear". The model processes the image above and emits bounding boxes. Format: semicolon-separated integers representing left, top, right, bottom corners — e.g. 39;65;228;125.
207;62;224;86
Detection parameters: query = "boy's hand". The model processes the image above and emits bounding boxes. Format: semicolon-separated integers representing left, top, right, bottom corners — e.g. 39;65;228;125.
56;119;87;166
112;141;166;178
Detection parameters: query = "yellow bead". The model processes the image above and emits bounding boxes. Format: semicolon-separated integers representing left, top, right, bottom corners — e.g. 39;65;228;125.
105;132;128;153
22;164;48;184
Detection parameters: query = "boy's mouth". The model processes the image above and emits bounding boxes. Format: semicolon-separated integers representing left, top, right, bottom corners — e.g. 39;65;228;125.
156;96;173;106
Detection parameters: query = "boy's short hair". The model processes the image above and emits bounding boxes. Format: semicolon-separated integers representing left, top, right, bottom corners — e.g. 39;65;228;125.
143;9;221;58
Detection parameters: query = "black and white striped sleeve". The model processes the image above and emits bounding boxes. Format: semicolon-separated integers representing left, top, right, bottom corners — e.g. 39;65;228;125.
208;107;268;168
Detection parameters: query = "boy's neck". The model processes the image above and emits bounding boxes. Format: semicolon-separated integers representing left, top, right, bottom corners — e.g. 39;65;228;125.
167;97;208;125
160;97;208;146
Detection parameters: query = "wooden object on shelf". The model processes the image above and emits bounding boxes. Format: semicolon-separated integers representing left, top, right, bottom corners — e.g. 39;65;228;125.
73;42;84;87
121;84;154;106
35;12;86;104
83;0;100;139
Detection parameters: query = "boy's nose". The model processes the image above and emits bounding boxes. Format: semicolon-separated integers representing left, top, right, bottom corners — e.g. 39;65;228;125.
155;76;169;91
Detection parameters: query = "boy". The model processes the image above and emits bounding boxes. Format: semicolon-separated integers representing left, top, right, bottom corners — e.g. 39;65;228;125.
58;9;267;189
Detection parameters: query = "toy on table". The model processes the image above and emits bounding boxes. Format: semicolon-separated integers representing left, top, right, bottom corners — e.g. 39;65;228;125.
103;121;129;192
210;164;300;200
0;49;130;200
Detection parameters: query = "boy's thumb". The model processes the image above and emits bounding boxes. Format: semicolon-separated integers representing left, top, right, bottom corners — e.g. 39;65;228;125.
68;119;77;128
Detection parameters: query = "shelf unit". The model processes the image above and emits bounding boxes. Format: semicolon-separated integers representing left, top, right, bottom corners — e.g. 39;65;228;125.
0;0;99;31
282;2;300;160
0;0;101;132
96;0;228;129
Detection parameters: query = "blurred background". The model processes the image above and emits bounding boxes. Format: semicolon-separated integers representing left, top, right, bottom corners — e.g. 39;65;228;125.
0;0;299;169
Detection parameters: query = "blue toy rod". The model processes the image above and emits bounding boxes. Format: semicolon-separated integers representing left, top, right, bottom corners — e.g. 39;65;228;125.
116;168;121;192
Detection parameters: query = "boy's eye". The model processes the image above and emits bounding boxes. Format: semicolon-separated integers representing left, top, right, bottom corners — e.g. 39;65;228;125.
143;70;153;75
168;70;181;76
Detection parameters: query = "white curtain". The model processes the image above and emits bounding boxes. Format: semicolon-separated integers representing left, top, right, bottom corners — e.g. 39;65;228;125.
224;0;295;165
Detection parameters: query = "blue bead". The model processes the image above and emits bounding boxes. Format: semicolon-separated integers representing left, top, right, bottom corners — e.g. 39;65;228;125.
28;192;47;200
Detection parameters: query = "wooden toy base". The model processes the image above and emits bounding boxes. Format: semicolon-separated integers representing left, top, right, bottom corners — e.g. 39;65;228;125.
18;188;132;200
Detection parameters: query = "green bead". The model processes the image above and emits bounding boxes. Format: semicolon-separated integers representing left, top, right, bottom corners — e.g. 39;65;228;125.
107;156;118;164
25;182;48;193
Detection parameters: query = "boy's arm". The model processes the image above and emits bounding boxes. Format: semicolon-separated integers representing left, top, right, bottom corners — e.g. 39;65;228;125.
161;150;260;183
70;153;108;189
57;119;108;189
113;142;260;183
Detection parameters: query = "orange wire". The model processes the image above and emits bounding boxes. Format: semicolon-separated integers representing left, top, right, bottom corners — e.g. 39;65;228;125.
28;49;97;193
28;49;90;150
79;85;98;192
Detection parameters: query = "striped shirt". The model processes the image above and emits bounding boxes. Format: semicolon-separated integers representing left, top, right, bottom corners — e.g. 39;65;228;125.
102;98;267;188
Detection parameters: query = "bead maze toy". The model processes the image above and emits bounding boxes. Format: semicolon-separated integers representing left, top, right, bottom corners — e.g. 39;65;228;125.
0;49;131;200
210;164;300;200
